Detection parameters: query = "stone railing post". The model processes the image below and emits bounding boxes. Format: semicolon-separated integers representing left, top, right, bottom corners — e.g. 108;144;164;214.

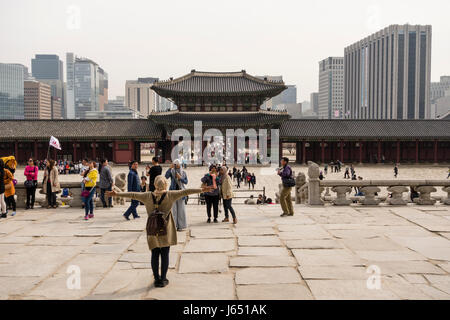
15;187;27;209
360;186;381;205
307;161;323;205
331;186;352;205
416;186;437;205
69;186;84;208
442;186;450;205
386;186;408;205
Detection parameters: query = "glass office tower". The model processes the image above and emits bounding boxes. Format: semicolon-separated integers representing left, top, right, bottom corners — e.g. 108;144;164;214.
0;63;25;119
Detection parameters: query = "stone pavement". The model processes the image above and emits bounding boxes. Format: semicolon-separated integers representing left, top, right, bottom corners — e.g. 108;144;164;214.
1;201;450;300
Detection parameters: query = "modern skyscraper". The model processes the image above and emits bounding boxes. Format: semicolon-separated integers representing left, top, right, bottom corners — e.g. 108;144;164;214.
125;77;175;116
310;92;319;114
51;97;62;119
24;80;52;119
318;57;344;119
66;53;108;119
31;54;66;118
0;63;25;119
344;24;432;119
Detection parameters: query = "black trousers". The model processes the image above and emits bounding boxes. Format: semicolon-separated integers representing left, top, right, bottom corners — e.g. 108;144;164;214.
26;184;37;208
151;246;170;280
47;182;56;206
223;198;236;219
100;186;112;207
6;195;16;211
205;194;219;219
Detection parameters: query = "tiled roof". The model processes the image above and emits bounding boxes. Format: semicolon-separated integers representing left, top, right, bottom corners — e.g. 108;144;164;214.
149;110;290;128
0;119;161;141
151;70;287;97
281;119;450;140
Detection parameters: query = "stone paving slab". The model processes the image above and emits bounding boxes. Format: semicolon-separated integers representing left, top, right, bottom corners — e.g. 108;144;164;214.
305;279;398;300
298;266;368;280
183;238;236;253
190;228;234;239
292;249;363;266
238;236;282;246
286;239;343;249
1;195;450;300
178;253;229;273
235;267;302;285
237;246;289;256
144;273;235;300
230;256;297;267
236;284;313;300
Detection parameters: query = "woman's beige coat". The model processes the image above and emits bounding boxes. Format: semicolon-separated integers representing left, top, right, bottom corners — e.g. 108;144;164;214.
42;167;61;193
118;188;202;250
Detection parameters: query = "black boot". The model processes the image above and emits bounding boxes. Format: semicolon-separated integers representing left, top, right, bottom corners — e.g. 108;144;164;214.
154;276;164;288
1;213;7;218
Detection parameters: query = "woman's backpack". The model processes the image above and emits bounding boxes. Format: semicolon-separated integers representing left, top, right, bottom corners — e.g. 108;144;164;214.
146;192;168;236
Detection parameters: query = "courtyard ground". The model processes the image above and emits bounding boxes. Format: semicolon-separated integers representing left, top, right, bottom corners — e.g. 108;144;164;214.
1;165;449;300
0;201;450;299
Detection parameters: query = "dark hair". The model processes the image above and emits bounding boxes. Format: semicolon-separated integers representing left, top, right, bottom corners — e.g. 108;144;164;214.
281;157;289;163
83;158;89;163
101;159;107;165
152;157;159;163
48;159;55;170
141;176;147;180
0;159;4;169
129;160;138;169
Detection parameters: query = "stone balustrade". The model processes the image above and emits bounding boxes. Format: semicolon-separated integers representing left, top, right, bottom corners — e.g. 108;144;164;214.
14;182;97;208
301;161;450;206
317;179;450;206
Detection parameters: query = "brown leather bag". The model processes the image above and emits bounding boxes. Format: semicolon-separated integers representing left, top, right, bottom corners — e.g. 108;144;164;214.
146;192;168;236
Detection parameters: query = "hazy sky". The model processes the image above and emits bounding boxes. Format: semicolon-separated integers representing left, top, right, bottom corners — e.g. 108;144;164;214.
1;0;449;102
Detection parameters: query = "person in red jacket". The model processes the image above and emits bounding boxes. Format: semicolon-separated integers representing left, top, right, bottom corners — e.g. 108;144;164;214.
24;158;39;209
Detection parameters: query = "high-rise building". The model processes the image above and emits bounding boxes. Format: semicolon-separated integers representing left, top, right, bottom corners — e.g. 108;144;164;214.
31;54;66;118
310;92;319;114
344;24;432;119
66;53;108;119
430;76;450;104
0;63;25;119
125;77;175;116
318;57;344;119
256;76;296;110
51;97;62;119
24;80;52;119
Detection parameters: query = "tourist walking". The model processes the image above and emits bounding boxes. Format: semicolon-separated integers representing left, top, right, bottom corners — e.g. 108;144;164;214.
43;159;60;209
344;167;350;179
81;160;98;219
147;157;162;192
236;170;241;188
250;173;256;189
24;158;38;209
0;160;6;218
165;159;188;231
99;159;114;208
220;166;237;224
123;160;141;220
394;164;399;178
277;157;295;217
201;165;221;223
107;176;213;288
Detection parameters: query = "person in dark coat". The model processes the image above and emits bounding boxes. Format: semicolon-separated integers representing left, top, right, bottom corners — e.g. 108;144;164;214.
147;157;162;192
123;160;141;220
201;165;221;223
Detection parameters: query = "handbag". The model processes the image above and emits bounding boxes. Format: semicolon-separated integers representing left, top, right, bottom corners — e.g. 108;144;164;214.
146;192;168;236
81;188;93;197
24;180;33;188
283;177;296;188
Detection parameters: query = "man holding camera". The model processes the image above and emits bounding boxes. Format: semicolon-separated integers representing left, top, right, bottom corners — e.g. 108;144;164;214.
277;157;295;217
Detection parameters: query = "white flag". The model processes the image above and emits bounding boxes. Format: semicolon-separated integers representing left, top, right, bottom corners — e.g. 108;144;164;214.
49;136;61;150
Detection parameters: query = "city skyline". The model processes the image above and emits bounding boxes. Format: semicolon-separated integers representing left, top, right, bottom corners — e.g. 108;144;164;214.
1;0;449;102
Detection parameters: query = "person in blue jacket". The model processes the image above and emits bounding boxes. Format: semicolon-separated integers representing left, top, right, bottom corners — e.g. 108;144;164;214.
123;160;141;220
